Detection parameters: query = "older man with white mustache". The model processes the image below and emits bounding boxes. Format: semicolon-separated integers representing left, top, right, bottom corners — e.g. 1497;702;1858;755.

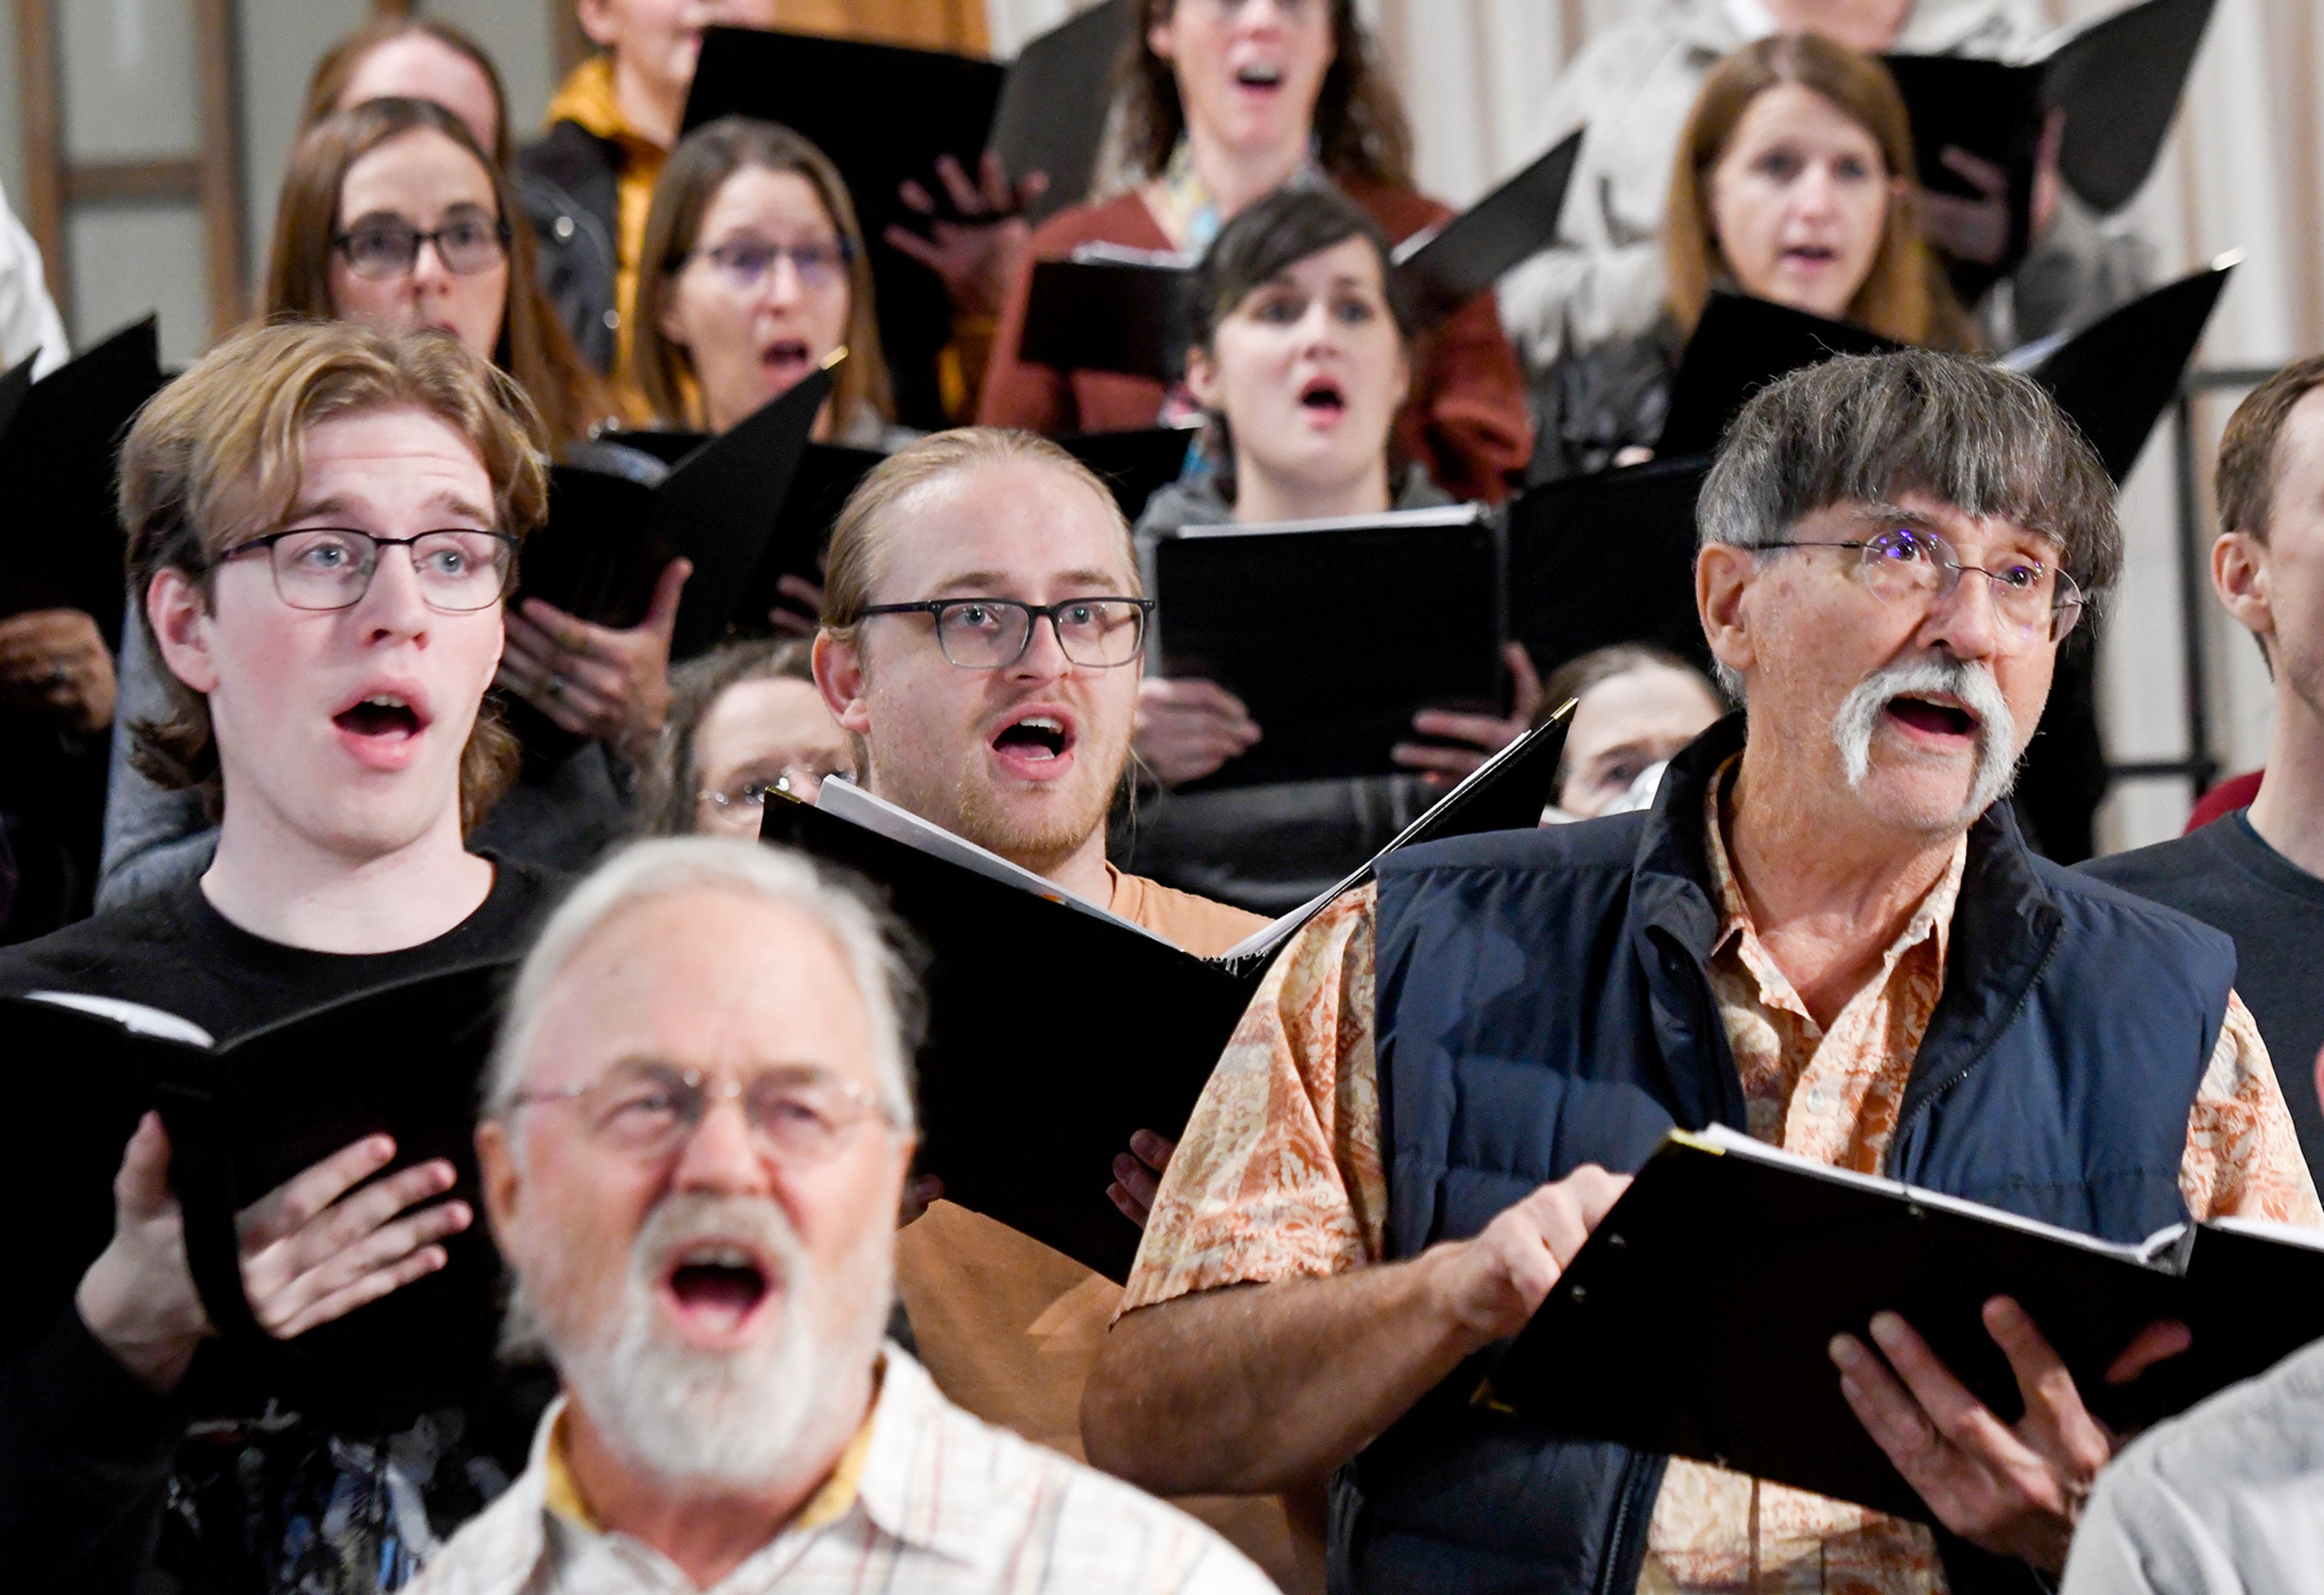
1080;350;2322;1595
409;838;1271;1594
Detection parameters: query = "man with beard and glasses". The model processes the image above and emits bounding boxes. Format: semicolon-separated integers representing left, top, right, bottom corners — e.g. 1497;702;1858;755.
1080;349;2323;1595
809;427;1322;1590
416;837;1270;1593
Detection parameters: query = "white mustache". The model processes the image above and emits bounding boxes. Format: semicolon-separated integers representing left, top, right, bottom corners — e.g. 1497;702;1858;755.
632;1191;803;1292
1833;654;2021;818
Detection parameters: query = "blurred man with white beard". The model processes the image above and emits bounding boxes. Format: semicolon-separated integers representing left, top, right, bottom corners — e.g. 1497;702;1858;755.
410;837;1268;1594
1083;352;2322;1595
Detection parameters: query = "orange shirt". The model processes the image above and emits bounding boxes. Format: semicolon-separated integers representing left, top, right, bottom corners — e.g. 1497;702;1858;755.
893;868;1323;1589
1124;770;2320;1595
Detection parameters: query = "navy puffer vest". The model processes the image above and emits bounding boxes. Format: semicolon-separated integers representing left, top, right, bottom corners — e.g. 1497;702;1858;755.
1332;718;2236;1595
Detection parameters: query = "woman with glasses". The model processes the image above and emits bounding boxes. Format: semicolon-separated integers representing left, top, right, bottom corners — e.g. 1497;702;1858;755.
977;0;1531;505
638;637;853;837
631;116;913;450
1123;186;1538;914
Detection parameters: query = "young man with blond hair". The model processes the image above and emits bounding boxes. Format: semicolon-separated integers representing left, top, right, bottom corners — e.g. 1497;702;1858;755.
0;320;567;1591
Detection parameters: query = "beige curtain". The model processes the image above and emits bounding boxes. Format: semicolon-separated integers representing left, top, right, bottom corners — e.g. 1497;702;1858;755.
982;0;2324;847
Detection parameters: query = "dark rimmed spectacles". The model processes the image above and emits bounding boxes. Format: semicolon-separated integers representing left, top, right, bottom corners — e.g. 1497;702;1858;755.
509;1061;896;1165
333;212;511;280
1771;525;2085;643
219;528;518;613
682;237;855;293
856;596;1155;669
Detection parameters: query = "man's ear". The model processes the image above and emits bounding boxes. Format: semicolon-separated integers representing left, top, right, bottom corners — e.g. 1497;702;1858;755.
2214;530;2274;646
812;629;872;736
1696;542;1758;686
476;1117;522;1246
148;566;222;696
1181;344;1220;412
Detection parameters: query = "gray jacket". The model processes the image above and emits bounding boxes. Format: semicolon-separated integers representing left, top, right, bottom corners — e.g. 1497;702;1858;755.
2063;1334;2324;1595
1497;0;2152;373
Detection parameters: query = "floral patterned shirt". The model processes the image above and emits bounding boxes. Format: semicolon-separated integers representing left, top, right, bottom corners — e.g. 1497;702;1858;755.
1122;778;2322;1595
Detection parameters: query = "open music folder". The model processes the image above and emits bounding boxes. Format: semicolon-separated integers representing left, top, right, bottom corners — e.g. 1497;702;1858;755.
522;365;829;661
761;717;1567;1280
1016;143;1582;381
6;958;518;1429
1485;1124;2324;1521
1885;0;2215;296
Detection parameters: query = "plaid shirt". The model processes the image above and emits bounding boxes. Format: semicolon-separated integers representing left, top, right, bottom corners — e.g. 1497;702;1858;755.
406;1347;1272;1595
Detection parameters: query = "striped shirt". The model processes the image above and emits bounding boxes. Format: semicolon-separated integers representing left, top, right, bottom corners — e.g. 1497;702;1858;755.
406;1346;1274;1595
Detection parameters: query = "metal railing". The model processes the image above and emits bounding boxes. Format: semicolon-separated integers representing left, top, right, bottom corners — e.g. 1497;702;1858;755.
2106;365;2286;796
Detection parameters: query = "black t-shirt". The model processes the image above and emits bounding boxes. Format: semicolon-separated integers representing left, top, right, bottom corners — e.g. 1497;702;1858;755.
2080;813;2324;1176
0;852;565;1041
0;853;568;1594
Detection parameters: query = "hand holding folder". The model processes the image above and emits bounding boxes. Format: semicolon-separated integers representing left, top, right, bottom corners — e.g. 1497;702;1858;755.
761;716;1570;1279
6;960;517;1427
1487;1125;2324;1524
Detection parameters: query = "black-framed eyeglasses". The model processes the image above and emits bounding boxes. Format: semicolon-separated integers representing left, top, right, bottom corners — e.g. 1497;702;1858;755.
1770;525;2084;643
681;237;855;293
509;1061;896;1165
218;528;518;613
856;596;1155;669
332;211;511;280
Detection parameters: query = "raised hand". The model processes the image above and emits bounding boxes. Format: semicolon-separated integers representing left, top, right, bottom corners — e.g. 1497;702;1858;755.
499;557;691;761
885;152;1049;322
1831;1295;2191;1571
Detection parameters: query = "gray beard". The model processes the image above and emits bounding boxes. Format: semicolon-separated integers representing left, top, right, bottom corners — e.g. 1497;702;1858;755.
1831;653;2023;825
504;1191;894;1493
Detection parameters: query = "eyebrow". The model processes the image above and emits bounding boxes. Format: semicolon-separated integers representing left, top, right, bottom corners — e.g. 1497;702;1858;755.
281;491;497;529
922;568;1129;597
1854;500;2063;556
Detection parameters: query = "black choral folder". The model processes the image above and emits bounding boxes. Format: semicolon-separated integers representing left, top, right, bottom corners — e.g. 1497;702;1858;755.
1655;275;2228;483
521;365;827;661
681;27;1007;424
1391;131;1583;327
1018;152;1583;381
1146;503;1505;789
1885;0;2216;296
1506;456;1716;683
989;0;1139;227
1655;292;1899;461
1486;1125;2324;1522
0;316;167;640
4;958;516;1427
761;718;1567;1281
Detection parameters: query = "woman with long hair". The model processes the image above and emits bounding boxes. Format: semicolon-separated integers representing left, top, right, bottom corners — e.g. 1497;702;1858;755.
631;117;910;447
977;0;1531;504
1534;31;1973;482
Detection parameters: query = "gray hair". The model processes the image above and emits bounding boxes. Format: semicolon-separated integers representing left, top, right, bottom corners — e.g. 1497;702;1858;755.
484;837;924;1134
1697;349;2121;601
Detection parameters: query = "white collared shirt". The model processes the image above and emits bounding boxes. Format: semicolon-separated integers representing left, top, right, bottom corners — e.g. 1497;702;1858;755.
406;1346;1273;1595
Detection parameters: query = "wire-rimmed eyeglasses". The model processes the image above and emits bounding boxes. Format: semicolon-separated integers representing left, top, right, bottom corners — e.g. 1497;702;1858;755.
1770;525;2085;644
855;596;1155;669
508;1061;896;1165
218;528;517;614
